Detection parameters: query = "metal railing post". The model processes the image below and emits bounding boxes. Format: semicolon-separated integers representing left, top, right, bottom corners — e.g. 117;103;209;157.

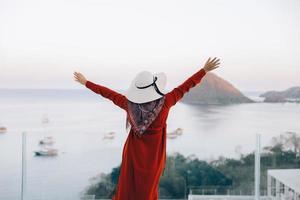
255;134;261;200
21;132;27;200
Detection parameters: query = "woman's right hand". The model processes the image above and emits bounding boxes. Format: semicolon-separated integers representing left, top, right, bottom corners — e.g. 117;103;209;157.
202;57;220;73
73;71;87;85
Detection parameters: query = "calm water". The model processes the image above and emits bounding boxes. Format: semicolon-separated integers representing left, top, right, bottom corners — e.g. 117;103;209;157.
0;89;299;200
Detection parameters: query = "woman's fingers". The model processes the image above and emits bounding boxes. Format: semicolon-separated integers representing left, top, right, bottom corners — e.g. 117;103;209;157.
208;58;219;66
213;61;220;67
74;76;80;82
73;71;82;83
212;65;220;70
204;57;221;72
214;59;220;65
211;57;219;64
211;58;220;64
211;57;217;63
74;74;79;81
73;72;82;78
73;71;87;85
205;57;211;66
73;72;78;78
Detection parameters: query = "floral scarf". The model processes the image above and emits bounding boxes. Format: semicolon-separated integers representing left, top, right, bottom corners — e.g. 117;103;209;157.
126;96;165;138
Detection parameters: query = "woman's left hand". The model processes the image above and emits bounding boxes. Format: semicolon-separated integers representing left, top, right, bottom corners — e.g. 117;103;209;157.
73;71;87;85
202;57;220;73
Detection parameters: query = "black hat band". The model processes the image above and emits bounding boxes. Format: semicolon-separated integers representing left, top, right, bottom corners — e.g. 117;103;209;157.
135;76;165;96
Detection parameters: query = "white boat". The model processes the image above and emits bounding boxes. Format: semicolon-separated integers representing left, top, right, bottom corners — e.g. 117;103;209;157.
35;117;58;156
167;128;184;139
107;131;115;135
41;114;50;124
39;136;54;145
0;126;7;134
174;128;183;135
103;131;116;140
34;148;58;156
167;134;177;139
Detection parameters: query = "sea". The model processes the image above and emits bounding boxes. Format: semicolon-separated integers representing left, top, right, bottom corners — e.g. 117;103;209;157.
0;89;299;200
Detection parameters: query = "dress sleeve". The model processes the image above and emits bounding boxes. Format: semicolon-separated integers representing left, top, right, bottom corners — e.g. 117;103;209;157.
164;68;206;108
85;80;127;110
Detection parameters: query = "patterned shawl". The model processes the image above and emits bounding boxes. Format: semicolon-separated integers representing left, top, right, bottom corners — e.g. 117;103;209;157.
126;96;165;138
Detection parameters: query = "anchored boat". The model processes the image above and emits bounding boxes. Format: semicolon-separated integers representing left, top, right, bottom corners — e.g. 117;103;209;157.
34;148;58;156
167;128;184;139
39;136;54;145
0;126;7;134
103;131;116;140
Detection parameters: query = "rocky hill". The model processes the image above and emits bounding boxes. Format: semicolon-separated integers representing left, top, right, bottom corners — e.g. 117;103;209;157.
181;72;254;104
259;86;300;102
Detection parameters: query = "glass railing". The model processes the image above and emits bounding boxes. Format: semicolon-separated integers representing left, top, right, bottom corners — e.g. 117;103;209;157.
1;91;299;200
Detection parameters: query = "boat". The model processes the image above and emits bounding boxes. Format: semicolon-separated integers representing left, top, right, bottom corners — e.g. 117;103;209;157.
35;117;58;157
174;128;183;135
103;135;115;139
34;147;58;156
39;136;54;145
107;131;115;135
103;132;115;140
0;126;7;134
167;128;184;139
41;114;50;124
167;134;178;139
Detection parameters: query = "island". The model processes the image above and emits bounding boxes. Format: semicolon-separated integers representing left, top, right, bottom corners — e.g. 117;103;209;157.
259;86;300;103
180;72;254;104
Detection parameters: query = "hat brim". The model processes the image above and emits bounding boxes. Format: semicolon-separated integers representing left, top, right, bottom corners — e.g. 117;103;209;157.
125;72;167;103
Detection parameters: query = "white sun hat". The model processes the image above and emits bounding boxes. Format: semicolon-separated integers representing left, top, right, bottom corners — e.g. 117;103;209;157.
124;71;167;104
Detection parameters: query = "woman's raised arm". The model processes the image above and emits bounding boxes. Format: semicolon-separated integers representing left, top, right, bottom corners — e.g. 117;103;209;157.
74;71;127;110
164;57;220;108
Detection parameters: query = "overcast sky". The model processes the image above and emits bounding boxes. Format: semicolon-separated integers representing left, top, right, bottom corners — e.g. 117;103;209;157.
0;0;299;91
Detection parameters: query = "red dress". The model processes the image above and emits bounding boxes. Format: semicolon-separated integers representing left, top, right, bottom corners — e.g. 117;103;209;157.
85;68;206;200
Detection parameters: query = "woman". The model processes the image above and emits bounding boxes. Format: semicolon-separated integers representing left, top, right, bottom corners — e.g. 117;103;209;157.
73;57;220;200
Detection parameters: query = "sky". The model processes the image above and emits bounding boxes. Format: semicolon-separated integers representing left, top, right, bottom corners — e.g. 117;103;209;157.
0;0;299;92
